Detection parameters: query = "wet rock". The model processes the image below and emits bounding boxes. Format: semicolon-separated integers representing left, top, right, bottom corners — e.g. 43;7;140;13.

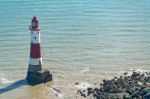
145;94;150;99
75;82;79;85
81;93;86;97
78;71;150;99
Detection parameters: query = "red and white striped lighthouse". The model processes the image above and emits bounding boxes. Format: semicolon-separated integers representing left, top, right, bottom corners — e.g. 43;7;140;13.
26;16;52;84
28;16;42;72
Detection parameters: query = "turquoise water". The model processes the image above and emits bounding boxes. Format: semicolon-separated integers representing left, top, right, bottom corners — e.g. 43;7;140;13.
0;0;150;98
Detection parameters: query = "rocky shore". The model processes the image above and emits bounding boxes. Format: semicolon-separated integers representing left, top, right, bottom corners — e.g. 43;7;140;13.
75;70;150;99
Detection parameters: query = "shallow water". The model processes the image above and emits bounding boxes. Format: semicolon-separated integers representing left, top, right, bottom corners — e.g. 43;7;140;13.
0;0;150;98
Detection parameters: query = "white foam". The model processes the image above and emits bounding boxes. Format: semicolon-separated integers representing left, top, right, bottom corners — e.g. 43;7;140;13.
51;86;64;98
128;68;145;73
82;67;90;72
0;73;13;84
81;67;94;73
134;69;144;73
75;82;93;90
0;77;13;84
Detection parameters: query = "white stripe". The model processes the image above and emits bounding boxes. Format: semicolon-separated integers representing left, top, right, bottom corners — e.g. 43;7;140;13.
31;31;40;44
29;58;42;65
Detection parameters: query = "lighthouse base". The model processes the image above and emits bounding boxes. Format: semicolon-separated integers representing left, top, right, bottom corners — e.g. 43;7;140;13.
26;68;52;85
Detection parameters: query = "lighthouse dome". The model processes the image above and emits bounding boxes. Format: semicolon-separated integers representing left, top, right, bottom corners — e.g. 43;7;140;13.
32;16;38;23
31;16;40;30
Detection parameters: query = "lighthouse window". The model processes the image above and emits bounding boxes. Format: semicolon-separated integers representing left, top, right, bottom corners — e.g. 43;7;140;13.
39;60;41;65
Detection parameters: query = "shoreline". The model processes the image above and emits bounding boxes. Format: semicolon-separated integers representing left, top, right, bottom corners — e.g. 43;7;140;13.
75;70;150;99
1;68;150;99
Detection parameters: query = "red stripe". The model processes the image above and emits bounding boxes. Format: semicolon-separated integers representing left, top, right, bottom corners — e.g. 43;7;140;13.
30;43;41;58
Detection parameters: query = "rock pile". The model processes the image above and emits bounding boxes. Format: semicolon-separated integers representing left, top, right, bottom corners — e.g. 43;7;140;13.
76;71;150;99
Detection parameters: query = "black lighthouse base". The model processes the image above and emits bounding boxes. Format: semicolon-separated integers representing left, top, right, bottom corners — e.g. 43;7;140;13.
26;68;52;85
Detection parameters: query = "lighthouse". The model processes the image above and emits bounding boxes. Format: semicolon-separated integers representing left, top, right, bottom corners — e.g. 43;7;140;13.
26;16;52;85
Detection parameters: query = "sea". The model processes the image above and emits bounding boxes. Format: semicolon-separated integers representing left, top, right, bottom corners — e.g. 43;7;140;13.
0;0;150;99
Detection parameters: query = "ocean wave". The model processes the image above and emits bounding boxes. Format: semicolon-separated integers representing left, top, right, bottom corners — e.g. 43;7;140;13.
75;82;93;90
81;67;94;74
0;73;13;84
126;68;146;76
46;84;64;98
0;77;13;84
